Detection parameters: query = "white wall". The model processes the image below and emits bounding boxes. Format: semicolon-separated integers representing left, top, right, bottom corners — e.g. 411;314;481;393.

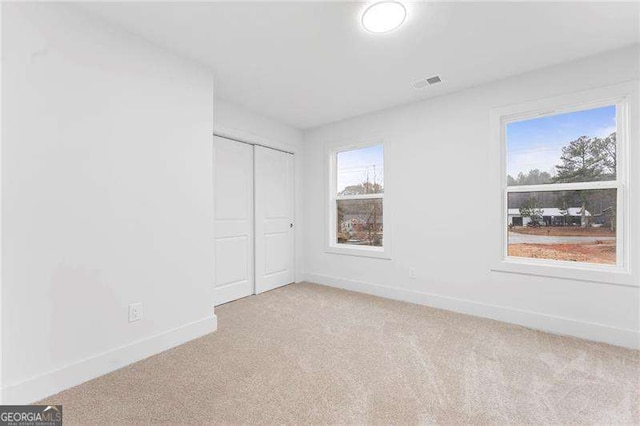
0;1;4;405
303;46;640;349
214;99;305;282
215;99;303;154
1;3;216;403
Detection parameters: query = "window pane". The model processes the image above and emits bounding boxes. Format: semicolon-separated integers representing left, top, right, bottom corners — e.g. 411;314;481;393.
507;189;616;265
337;145;384;195
506;105;616;186
337;198;383;246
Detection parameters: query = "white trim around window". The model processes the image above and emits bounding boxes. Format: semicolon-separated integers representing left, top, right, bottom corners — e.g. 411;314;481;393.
490;81;639;287
325;139;392;259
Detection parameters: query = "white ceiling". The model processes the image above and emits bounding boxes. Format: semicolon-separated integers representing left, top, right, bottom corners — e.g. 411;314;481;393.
79;2;639;129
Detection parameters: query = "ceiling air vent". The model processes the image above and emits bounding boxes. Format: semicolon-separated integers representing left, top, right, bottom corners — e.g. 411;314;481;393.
411;75;442;89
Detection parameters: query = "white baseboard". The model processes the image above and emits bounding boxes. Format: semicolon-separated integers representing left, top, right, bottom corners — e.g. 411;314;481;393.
1;315;217;405
305;273;639;350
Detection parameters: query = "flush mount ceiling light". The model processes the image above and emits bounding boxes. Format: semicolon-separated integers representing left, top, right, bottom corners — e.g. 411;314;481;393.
361;1;407;34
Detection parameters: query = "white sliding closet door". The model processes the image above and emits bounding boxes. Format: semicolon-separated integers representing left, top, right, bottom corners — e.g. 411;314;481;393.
213;136;254;306
254;146;295;294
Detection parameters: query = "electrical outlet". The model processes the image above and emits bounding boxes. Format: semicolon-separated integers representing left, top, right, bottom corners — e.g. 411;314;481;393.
409;267;416;279
129;303;143;322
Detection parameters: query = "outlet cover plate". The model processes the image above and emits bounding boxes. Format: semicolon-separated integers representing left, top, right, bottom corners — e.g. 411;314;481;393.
129;303;143;322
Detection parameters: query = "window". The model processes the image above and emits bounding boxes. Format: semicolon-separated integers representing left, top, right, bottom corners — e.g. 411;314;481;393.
505;105;621;267
491;83;636;285
327;143;389;258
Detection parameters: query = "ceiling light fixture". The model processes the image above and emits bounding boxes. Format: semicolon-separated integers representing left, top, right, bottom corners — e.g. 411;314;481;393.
361;1;407;34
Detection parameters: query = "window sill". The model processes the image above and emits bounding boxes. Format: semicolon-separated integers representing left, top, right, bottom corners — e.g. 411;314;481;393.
325;244;391;260
491;257;636;287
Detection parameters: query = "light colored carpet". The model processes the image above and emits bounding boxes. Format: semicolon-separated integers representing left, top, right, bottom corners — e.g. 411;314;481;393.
41;282;639;424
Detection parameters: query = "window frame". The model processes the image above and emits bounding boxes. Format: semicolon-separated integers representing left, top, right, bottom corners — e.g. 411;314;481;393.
490;82;637;286
325;140;391;259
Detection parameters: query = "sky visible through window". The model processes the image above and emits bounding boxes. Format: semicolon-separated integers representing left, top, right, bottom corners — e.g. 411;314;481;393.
337;145;384;193
506;105;616;178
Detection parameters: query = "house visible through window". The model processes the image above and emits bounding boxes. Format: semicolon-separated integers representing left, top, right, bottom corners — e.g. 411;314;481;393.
334;145;384;248
505;104;622;266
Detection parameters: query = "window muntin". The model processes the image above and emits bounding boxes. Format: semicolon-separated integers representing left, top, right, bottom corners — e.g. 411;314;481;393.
331;144;385;252
504;103;623;268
